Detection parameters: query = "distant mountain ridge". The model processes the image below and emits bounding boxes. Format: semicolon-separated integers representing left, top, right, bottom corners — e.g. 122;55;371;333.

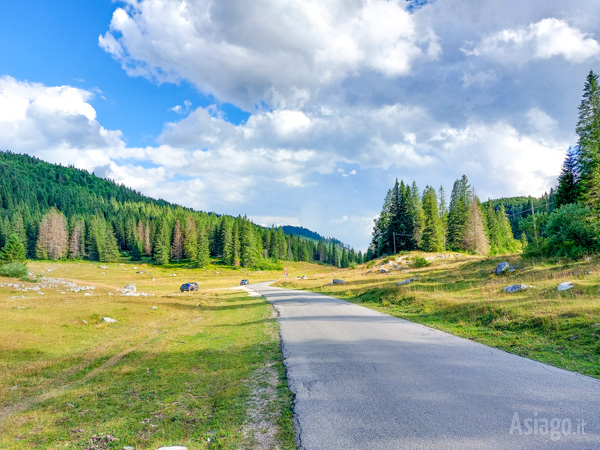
281;226;344;246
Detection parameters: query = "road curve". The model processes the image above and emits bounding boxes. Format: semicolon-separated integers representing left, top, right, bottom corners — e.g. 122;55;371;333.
249;282;600;450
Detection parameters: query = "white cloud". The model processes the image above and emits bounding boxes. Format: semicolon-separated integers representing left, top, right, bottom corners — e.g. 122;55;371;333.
463;18;600;64
99;0;440;109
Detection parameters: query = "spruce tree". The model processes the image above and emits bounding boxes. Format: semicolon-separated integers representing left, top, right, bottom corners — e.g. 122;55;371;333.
555;146;580;208
184;216;198;260
421;186;443;252
152;219;170;265
576;70;600;210
195;225;210;267
101;226;120;263
240;222;260;268
0;234;26;263
410;181;425;248
447;175;471;251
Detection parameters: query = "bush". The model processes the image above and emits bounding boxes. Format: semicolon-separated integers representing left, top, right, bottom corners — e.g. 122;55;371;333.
409;256;430;268
348;261;358;269
0;262;29;279
535;204;599;259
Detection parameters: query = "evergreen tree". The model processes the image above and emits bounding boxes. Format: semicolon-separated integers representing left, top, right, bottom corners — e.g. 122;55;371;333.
194;224;210;267
576;70;600;210
555;146;580;208
11;212;27;248
152;219;170;265
410;181;425;248
447;175;471;250
184;216;198;260
0;234;26;263
421;186;443;252
131;237;143;261
143;219;152;256
101;226;120;263
240;222;260;268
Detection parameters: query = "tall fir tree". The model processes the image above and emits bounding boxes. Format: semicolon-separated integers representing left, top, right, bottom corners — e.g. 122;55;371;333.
447;175;471;251
576;70;600;210
420;186;443;252
555;146;580;208
184;216;198;260
152;219;170;265
0;234;26;263
194;224;210;267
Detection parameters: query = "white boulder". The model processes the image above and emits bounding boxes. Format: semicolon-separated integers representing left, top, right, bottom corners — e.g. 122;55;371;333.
557;282;574;292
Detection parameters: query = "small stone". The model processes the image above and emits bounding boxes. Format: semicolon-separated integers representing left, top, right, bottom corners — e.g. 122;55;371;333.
82;320;88;324
102;317;118;324
380;268;388;273
557;282;573;292
66;402;75;408
568;335;579;340
502;284;534;293
123;447;135;450
84;293;92;296
123;284;136;293
396;278;416;286
332;279;346;285
496;262;510;275
99;265;108;269
157;447;188;450
151;306;158;310
11;385;17;390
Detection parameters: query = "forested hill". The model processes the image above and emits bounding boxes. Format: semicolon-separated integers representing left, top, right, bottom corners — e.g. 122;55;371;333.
0;151;361;267
281;225;344;246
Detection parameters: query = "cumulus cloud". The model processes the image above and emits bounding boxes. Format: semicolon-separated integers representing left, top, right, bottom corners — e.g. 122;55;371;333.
463;18;600;64
99;0;440;109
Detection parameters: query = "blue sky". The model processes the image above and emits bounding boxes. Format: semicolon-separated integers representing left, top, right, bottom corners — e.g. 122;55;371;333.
2;1;600;249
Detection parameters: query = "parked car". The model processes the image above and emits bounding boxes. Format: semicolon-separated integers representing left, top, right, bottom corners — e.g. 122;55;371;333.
240;279;249;286
180;282;199;292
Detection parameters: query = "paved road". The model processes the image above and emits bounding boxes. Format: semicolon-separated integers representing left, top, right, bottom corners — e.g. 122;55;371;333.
249;283;600;449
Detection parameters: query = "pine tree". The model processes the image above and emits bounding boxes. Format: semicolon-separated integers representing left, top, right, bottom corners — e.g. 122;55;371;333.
576;70;600;210
0;234;26;263
11;212;27;248
410;181;425;248
240;222;260;268
463;190;489;255
447;175;471;251
421;186;443;252
36;208;69;260
194;224;210;267
153;219;170;265
171;220;184;262
131;237;143;261
101;226;120;263
184;216;198;260
555;146;580;208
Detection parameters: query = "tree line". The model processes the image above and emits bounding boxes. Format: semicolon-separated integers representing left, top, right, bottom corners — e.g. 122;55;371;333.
368;176;519;259
0;152;361;268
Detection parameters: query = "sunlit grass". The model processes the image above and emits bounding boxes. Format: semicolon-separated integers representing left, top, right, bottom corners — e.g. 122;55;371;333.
0;259;303;448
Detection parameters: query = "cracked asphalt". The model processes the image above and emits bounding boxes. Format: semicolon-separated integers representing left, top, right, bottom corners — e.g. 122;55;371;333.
250;282;600;449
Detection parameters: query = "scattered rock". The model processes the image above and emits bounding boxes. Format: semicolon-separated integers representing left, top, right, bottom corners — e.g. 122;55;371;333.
365;270;372;274
302;275;307;279
131;267;138;270
84;292;92;296
99;265;108;269
123;446;135;450
502;284;534;293
66;402;75;408
11;385;17;390
157;447;188;450
82;320;88;325
332;279;346;285
123;284;136;293
557;282;574;292
396;278;417;286
496;262;510;275
137;271;145;274
569;335;579;340
151;306;158;310
380;268;388;273
102;317;118;324
170;274;177;277
88;434;118;448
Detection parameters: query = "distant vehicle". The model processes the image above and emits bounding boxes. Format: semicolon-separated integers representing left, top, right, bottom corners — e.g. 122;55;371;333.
240;279;249;286
180;282;199;292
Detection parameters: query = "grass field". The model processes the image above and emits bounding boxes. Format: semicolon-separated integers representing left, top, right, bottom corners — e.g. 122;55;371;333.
0;259;323;449
276;252;600;379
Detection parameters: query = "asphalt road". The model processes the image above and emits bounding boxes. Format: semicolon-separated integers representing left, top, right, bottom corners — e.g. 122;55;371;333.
249;282;600;450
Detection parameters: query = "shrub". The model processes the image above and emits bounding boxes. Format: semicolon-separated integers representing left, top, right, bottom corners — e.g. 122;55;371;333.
348;262;358;269
0;262;29;279
409;256;430;268
540;204;599;259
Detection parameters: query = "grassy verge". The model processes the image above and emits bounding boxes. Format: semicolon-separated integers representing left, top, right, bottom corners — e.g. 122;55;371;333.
0;260;299;449
276;253;600;379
